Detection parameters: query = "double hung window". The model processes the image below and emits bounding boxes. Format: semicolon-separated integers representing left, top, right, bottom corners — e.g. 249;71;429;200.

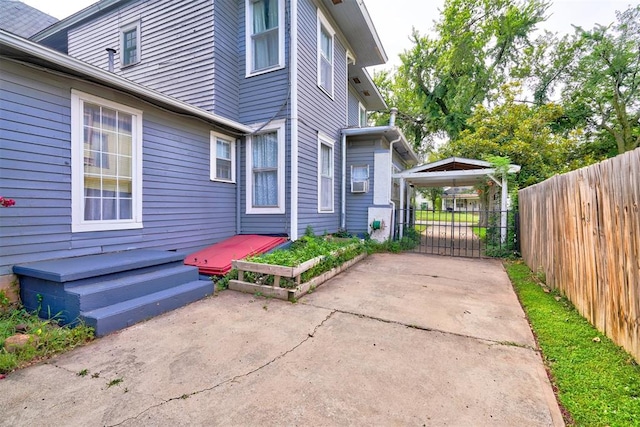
71;90;142;232
247;0;284;75
317;11;334;95
318;137;334;212
121;21;140;67
246;120;285;214
211;133;235;182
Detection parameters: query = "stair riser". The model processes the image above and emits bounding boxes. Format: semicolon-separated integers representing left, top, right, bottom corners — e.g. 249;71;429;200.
68;267;200;312
82;282;212;336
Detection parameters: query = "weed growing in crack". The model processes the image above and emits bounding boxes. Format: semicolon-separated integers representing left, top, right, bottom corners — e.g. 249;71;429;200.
106;378;123;388
77;369;89;377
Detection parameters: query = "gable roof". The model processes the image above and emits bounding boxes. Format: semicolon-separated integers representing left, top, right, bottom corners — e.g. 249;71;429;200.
396;157;521;187
0;29;252;135
0;0;58;38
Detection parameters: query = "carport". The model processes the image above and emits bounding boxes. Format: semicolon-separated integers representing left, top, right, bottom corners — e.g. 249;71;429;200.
393;157;521;244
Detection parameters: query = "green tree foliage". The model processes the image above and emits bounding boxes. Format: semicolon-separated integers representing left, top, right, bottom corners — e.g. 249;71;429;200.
383;0;549;147
561;6;640;154
439;85;587;188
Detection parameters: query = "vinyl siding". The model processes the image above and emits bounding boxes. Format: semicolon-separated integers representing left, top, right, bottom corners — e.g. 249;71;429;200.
345;140;376;233
237;0;291;235
212;0;240;119
0;60;237;275
295;0;347;236
67;0;216;112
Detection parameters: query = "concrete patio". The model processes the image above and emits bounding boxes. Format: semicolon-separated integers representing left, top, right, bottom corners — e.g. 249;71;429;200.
0;253;563;426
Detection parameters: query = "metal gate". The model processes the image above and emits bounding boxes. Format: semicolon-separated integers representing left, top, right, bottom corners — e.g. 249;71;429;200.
395;208;519;258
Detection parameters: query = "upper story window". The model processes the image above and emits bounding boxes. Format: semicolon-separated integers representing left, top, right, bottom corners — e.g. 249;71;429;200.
317;10;334;96
246;0;284;76
246;120;286;214
210;132;235;183
121;21;141;67
359;103;368;127
71;90;143;232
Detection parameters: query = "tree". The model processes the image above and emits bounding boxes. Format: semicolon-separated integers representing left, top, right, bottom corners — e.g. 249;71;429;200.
560;6;640;154
386;0;549;146
438;84;586;188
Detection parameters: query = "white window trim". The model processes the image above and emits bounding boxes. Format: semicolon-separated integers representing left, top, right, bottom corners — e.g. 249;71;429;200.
71;89;143;233
316;9;335;98
120;20;141;68
317;134;335;213
245;0;285;77
245;119;286;214
358;102;367;127
210;132;236;183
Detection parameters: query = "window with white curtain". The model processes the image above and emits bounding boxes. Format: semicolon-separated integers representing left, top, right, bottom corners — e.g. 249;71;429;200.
351;164;369;193
71;90;142;232
317;10;334;95
210;132;235;182
246;0;284;76
318;136;334;212
246;120;285;214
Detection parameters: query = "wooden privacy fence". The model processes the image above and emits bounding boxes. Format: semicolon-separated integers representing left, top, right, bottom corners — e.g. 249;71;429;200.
519;148;640;362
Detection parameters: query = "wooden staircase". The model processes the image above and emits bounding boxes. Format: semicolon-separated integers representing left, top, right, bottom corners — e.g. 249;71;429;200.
14;250;213;336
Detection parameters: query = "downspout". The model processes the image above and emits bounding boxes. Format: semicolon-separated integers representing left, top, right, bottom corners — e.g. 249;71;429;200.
290;0;299;240
388;108;400;240
341;131;347;230
236;138;241;235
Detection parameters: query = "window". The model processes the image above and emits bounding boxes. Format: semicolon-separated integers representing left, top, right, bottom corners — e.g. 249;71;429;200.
210;132;235;182
121;21;140;67
317;10;334;95
246;0;284;76
318;136;334;212
351;165;369;193
71;90;142;232
246;120;285;214
359;103;368;127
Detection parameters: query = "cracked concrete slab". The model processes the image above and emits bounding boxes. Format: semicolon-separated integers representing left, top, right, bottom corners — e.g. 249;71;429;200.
0;253;563;426
302;252;536;346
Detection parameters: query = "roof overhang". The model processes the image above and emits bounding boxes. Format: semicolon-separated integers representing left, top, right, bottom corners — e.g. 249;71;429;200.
31;0;127;43
319;0;387;67
1;30;252;135
343;125;419;165
348;64;386;111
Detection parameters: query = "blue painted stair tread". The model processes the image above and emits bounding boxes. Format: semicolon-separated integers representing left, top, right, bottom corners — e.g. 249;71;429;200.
13;250;212;336
13;249;185;282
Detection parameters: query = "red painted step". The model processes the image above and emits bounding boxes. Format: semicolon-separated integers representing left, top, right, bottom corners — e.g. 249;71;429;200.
184;235;288;276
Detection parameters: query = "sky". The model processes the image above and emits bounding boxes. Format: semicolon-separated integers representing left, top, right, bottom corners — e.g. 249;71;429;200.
21;0;640;72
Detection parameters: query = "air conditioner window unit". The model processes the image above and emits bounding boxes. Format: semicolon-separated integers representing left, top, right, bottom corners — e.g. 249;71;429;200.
351;180;369;193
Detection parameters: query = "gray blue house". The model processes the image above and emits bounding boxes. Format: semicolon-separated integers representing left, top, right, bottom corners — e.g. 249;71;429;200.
0;0;417;334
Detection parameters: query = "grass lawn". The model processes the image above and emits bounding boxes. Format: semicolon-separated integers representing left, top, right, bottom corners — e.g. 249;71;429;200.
505;260;640;426
414;210;479;223
0;306;94;374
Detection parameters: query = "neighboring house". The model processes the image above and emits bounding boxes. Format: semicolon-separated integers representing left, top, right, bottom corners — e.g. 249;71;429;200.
0;0;58;38
441;187;480;211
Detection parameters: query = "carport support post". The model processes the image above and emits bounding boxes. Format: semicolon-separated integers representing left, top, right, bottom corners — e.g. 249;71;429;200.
399;178;405;239
500;172;508;244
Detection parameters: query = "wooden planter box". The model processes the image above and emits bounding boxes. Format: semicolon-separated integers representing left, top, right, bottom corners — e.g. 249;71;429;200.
228;248;366;301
